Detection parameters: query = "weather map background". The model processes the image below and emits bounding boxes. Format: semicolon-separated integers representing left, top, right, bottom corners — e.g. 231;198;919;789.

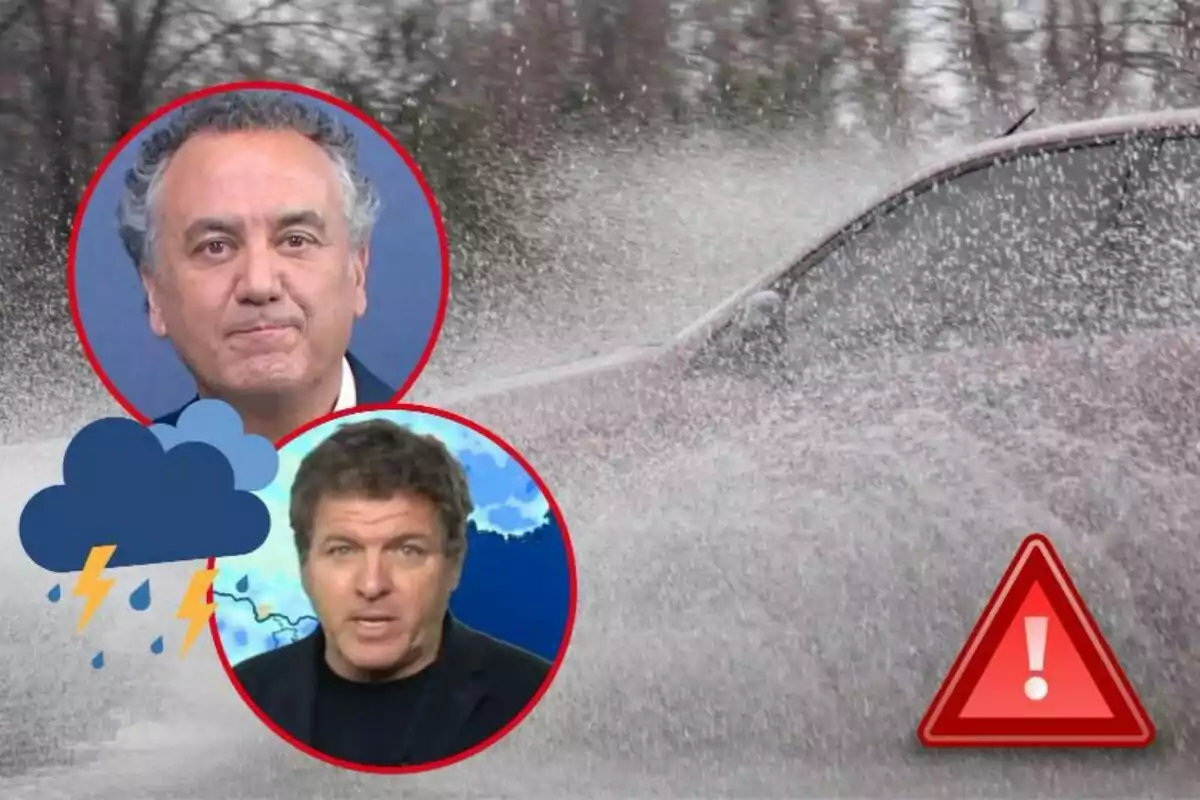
212;409;573;665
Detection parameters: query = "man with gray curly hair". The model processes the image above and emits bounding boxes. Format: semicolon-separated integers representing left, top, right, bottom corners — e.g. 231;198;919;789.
118;90;394;441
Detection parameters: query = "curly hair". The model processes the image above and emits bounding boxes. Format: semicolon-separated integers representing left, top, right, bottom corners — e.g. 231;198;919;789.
290;418;472;562
117;90;381;271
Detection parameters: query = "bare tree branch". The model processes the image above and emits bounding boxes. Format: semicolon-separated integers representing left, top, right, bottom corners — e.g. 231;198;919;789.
155;0;301;84
0;0;27;39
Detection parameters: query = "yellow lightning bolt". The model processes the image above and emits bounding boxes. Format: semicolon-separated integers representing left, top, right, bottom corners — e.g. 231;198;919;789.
73;544;117;632
176;567;218;658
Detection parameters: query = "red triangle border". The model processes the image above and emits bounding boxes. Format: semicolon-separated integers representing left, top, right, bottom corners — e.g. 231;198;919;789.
918;532;1154;747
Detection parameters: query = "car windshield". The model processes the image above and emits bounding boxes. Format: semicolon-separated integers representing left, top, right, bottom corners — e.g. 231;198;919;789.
773;133;1199;369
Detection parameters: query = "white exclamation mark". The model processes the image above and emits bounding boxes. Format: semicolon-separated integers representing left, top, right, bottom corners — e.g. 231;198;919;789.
1024;616;1049;701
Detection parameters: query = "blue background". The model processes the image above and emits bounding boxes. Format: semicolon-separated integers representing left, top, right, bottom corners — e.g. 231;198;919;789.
215;515;573;665
72;90;445;420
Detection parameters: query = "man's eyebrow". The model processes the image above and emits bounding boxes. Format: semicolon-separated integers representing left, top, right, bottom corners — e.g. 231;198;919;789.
274;209;327;233
315;534;360;551
392;532;435;544
182;216;244;242
316;532;434;547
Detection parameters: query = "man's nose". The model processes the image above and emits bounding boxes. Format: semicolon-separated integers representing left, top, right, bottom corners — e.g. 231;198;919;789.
233;240;285;304
354;552;393;600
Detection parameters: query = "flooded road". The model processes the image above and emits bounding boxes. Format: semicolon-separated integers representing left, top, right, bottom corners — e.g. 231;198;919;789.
3;323;1197;798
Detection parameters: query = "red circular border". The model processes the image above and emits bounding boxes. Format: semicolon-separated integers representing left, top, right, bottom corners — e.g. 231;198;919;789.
67;80;452;444
204;402;580;775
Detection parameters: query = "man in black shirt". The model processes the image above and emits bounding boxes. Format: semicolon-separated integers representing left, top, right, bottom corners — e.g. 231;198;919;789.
232;418;552;767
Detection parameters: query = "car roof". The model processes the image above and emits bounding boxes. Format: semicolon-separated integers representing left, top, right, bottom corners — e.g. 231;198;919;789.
423;107;1200;406
670;105;1200;356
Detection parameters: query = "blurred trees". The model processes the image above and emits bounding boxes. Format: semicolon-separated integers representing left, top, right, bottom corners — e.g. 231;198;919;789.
1;0;1199;381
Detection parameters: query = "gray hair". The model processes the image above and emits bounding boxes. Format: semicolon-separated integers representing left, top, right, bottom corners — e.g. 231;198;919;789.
117;90;382;272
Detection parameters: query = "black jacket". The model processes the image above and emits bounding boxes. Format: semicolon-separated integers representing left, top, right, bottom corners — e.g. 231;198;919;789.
233;615;552;766
153;352;393;427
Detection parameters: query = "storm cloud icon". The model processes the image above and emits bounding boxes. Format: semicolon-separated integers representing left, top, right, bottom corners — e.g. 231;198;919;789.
20;406;278;660
19;416;271;573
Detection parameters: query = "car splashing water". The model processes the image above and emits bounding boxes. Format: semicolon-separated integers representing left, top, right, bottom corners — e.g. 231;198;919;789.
357;135;1200;794
413;130;931;398
518;324;1200;795
466;134;1200;793
4;133;1200;797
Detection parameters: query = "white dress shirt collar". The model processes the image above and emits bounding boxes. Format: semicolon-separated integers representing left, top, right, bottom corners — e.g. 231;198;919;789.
335;356;356;412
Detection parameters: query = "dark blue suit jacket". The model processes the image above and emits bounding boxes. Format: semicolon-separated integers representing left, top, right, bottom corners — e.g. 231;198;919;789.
233;614;551;766
153;352;393;427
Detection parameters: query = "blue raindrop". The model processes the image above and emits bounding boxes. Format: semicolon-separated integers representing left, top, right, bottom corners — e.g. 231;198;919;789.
129;580;151;611
91;652;105;669
150;637;164;655
47;584;61;603
235;575;249;593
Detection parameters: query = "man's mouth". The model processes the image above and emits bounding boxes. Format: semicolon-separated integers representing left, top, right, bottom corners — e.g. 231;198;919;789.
351;614;397;634
231;323;292;335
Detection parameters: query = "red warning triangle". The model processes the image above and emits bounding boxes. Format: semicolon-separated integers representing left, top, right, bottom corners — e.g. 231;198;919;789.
918;533;1154;747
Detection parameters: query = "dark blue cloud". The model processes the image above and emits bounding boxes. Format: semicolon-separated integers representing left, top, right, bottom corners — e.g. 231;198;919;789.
20;417;270;573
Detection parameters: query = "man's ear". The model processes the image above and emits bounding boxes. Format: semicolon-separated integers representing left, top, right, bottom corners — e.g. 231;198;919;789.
140;269;169;338
352;243;369;318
